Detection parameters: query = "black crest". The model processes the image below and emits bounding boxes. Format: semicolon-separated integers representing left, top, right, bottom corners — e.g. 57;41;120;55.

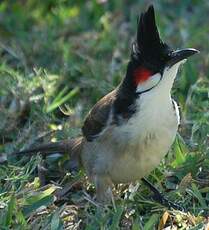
132;5;173;72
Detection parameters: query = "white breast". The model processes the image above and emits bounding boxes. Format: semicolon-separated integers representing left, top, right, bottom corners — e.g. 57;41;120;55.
89;63;182;184
108;71;180;183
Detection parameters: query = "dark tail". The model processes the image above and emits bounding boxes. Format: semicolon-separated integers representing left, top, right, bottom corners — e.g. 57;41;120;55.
11;137;83;158
2;137;83;171
12;141;67;156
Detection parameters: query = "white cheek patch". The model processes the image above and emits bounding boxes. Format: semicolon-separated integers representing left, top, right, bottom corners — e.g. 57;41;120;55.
136;73;161;93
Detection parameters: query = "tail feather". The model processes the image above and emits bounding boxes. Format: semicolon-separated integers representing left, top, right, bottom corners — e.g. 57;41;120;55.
10;137;83;171
11;137;83;158
12;141;67;156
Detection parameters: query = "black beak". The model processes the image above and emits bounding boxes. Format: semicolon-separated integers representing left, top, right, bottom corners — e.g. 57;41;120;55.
167;48;199;67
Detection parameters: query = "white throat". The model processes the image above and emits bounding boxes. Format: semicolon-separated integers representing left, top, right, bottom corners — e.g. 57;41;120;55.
157;60;185;94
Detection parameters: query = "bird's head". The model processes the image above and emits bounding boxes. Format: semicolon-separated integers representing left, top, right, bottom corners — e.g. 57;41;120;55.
126;5;199;94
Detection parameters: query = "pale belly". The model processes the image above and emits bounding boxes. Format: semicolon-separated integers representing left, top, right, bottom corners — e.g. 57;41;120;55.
82;97;179;184
108;129;177;183
106;99;179;183
82;124;178;184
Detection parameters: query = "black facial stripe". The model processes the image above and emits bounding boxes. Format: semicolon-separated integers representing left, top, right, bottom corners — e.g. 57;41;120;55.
136;85;155;95
137;70;163;95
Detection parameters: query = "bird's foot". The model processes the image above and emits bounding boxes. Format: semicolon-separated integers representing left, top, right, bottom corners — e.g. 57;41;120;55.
141;178;184;211
152;190;184;211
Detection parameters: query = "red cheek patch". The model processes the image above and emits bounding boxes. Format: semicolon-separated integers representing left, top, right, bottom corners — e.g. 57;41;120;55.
133;67;152;85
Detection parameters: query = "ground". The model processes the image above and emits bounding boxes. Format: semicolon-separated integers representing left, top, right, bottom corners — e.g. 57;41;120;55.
0;1;208;229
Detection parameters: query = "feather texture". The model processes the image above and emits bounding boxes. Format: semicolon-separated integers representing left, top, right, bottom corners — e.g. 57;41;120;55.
132;5;173;72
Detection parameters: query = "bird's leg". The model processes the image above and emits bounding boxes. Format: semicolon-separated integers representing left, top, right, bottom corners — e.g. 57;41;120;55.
37;159;48;186
95;175;115;208
141;178;183;211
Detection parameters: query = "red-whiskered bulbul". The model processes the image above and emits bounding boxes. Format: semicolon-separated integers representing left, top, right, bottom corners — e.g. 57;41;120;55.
10;5;198;207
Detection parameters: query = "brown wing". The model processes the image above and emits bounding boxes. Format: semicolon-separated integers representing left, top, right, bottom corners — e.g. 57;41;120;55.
82;90;116;141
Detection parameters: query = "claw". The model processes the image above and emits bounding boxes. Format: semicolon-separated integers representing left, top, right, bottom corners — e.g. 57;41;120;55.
141;178;184;211
152;191;184;211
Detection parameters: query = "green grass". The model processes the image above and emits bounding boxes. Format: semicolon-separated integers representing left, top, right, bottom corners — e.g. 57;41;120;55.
0;0;209;229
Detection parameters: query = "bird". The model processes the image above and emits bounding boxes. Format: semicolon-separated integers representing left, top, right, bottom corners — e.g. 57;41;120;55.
10;5;198;206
